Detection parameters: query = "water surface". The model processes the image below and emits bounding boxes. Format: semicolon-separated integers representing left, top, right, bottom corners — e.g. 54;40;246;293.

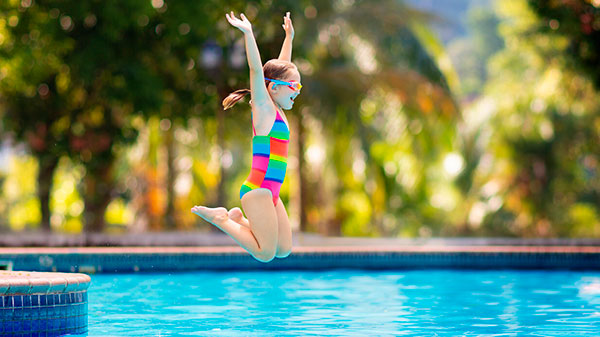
88;269;600;336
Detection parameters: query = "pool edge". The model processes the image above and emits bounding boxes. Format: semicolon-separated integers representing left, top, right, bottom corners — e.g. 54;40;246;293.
0;246;599;272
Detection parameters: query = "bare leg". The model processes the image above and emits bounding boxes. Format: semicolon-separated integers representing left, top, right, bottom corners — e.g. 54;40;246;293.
274;198;292;258
191;189;278;262
191;206;260;251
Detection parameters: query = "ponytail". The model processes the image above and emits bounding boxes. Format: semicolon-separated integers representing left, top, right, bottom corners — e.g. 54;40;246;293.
222;89;251;110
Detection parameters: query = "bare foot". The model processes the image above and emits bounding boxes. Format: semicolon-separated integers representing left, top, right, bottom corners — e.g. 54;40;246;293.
191;206;229;227
228;207;250;228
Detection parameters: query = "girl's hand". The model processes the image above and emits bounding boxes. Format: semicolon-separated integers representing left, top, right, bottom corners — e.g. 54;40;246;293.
226;11;252;34
282;12;294;39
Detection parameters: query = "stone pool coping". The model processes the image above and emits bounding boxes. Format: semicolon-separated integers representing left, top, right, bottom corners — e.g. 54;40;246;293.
0;271;90;336
1;245;600;254
0;270;91;295
2;231;600;247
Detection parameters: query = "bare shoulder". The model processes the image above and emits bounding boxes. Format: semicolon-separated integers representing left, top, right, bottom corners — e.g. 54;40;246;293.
251;101;278;136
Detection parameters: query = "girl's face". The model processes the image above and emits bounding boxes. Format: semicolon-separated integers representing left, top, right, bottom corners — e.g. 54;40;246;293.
268;69;301;110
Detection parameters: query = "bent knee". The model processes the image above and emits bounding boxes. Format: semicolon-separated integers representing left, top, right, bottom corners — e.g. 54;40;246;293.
275;245;292;259
275;249;291;259
254;249;277;263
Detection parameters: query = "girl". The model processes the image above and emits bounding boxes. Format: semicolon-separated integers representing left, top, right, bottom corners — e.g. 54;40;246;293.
192;12;301;263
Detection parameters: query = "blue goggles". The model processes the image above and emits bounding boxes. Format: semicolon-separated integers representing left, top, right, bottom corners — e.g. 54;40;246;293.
264;78;302;91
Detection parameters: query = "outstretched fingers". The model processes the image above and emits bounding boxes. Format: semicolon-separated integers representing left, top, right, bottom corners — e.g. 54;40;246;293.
226;11;242;24
226;11;252;32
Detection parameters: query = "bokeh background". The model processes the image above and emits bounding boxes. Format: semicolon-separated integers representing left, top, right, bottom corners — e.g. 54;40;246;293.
0;0;598;238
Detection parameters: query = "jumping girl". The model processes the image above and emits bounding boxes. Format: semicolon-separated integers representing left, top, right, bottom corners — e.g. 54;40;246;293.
191;12;301;263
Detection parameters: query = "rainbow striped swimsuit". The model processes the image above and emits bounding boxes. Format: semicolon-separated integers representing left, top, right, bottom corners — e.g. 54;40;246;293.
239;109;290;206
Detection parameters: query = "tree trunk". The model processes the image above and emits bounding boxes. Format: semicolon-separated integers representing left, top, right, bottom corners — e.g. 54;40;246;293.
211;83;229;232
83;162;114;233
36;155;59;232
297;113;309;232
164;124;176;230
216;108;226;208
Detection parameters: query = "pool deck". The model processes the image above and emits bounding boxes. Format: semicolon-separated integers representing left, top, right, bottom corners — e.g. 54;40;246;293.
1;245;600;255
1;232;599;272
1;230;600;248
1;231;600;254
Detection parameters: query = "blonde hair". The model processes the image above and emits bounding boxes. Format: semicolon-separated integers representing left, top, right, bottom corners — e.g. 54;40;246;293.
222;59;298;110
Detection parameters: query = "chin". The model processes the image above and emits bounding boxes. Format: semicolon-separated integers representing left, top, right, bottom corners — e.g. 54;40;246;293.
280;103;293;110
277;98;294;110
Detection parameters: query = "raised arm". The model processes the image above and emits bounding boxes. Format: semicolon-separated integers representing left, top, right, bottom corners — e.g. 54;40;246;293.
278;12;294;62
226;12;270;108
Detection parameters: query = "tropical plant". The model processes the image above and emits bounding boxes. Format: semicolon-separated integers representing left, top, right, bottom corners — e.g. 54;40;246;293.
462;0;600;237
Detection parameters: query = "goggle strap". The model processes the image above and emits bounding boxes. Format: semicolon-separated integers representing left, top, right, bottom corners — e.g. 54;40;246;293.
265;78;301;91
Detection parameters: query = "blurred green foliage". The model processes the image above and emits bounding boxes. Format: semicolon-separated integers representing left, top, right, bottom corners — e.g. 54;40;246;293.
447;6;504;98
0;0;236;231
460;0;600;237
0;0;598;238
528;0;600;89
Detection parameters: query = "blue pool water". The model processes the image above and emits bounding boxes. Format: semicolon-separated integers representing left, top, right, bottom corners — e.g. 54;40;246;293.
88;270;600;336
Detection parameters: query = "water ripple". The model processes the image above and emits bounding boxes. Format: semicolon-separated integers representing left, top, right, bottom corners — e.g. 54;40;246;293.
88;270;600;336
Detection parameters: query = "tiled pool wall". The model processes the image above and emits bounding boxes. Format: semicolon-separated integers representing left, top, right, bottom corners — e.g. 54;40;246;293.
0;246;599;273
0;271;90;336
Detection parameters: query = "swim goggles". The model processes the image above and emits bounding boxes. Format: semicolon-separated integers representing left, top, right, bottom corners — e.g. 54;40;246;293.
264;78;302;91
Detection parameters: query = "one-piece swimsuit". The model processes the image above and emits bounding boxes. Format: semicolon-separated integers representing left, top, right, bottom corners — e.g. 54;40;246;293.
239;108;290;206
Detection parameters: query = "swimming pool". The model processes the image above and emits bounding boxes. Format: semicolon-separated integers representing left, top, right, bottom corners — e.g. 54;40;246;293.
89;269;600;336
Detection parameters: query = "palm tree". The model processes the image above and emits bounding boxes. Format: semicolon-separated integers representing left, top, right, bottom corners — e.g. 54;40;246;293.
251;0;460;235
